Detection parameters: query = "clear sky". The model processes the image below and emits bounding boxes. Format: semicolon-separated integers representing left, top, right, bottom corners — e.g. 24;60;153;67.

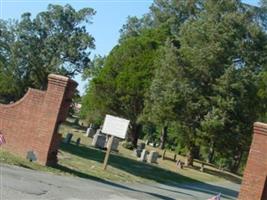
0;0;260;94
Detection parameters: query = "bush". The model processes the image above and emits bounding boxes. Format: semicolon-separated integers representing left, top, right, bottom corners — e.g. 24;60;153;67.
122;141;135;150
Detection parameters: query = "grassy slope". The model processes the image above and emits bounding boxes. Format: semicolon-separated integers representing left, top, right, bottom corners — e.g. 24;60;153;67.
0;121;242;185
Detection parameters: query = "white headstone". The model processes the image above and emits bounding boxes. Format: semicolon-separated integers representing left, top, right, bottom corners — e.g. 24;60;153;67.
138;149;148;162
92;133;106;148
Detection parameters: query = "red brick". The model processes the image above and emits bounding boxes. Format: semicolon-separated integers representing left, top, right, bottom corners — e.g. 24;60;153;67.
239;122;267;200
0;74;77;166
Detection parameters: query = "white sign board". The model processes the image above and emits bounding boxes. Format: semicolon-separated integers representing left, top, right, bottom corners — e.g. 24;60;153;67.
102;115;130;139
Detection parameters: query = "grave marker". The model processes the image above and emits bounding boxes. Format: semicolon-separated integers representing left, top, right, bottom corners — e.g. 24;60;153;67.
147;151;158;163
92;133;106;148
138;149;148;162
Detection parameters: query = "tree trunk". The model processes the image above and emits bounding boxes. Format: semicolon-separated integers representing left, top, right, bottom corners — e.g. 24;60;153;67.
207;141;215;163
230;150;243;173
159;126;168;150
185;145;194;167
129;123;142;148
186;150;194;167
185;142;199;167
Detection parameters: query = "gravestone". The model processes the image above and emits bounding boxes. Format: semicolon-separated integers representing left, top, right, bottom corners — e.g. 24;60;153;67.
111;137;120;151
76;138;81;146
138;142;146;150
63;133;73;144
104;136;120;151
26;151;37;162
147;151;158;163
176;160;184;169
85;127;95;138
138;149;148;162
133;149;142;157
92;133;106;148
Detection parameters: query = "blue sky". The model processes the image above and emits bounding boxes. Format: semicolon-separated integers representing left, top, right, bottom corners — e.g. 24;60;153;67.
0;0;260;94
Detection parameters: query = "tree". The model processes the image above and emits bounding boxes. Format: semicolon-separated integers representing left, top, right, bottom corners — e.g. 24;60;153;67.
82;55;106;80
141;40;180;149
176;0;267;167
0;4;95;102
119;0;202;42
149;0;202;34
119;15;153;42
81;28;169;147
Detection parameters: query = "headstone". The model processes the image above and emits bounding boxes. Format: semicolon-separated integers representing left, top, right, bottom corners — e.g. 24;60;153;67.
26;151;37;162
147;151;158;163
76;138;81;146
104;136;120;151
138;142;146;150
138;149;148;162
85;127;95;138
92;133;106;148
133;149;142;157
176;160;184;169
111;137;120;151
63;133;73;144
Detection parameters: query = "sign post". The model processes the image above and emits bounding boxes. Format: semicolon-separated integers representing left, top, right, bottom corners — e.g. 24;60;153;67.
103;136;114;170
101;115;130;170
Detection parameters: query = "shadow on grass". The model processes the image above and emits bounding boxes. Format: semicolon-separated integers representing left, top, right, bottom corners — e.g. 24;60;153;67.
60;143;191;184
191;160;242;184
202;168;241;184
61;120;86;131
59;143;239;199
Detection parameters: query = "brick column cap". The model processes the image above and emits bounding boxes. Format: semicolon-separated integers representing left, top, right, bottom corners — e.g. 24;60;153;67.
254;122;267;136
48;74;78;87
254;122;267;129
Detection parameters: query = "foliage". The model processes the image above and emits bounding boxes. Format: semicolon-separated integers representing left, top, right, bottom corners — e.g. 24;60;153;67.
81;28;169;146
121;141;135;150
0;4;95;102
81;0;267;172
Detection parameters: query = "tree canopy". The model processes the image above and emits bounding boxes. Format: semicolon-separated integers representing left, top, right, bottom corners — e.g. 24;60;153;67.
0;4;95;103
77;0;267;172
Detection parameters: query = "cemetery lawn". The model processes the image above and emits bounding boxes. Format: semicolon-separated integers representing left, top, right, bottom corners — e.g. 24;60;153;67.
0;120;242;185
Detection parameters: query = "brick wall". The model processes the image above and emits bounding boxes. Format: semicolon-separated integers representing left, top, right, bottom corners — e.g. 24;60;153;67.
238;122;267;200
0;74;77;166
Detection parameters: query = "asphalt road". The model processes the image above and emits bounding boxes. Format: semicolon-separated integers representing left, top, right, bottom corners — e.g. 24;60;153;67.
0;164;240;200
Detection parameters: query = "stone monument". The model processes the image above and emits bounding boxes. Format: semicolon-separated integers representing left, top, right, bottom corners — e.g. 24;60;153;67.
147;151;158;163
92;133;106;149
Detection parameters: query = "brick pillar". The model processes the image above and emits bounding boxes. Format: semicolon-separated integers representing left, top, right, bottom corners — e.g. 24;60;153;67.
238;122;267;200
33;74;77;166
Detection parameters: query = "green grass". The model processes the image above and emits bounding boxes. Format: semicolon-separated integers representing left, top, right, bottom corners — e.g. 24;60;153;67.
0;150;64;175
0;120;242;185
